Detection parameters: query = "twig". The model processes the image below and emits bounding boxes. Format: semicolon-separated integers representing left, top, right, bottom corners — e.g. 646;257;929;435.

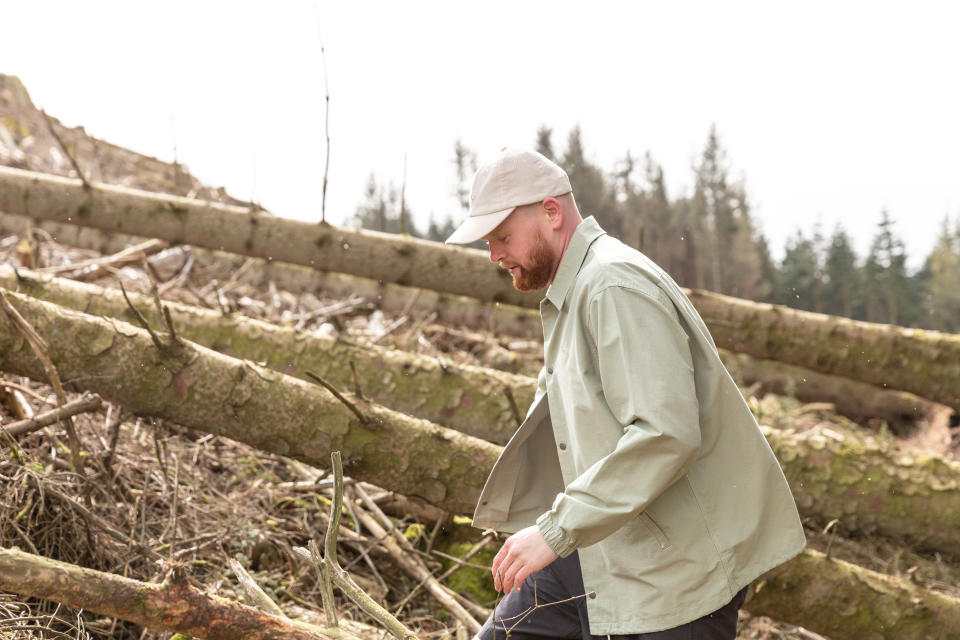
371;316;408;344
158;254;195;295
350;485;480;633
119;282;165;350
0;380;48;404
141;255;182;346
0;289;84;473
503;387;523;429
228;557;287;618
305;371;368;424
2;392;101;438
348;361;364;400
40;108;90;189
38;239;167;279
314;16;331;224
294;451;418;639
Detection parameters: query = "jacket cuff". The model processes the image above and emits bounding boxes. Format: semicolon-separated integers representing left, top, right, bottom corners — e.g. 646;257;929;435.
536;511;577;558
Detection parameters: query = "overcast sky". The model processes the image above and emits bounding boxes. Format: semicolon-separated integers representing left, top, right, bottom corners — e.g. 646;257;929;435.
3;1;959;270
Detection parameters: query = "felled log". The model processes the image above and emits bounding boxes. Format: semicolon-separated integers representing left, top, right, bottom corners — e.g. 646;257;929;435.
721;351;938;433
690;289;960;413
2;166;958;411
765;425;960;557
0;289;500;515
0;547;368;640
0;265;533;445
747;548;960;640
2;290;960;559
0;212;544;339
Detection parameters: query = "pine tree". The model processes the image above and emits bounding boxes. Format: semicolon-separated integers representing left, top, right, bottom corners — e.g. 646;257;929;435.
351;174;421;236
862;211;909;324
690;125;764;298
923;217;960;332
452;139;477;213
822;225;859;318
777;230;821;311
560;126;620;238
535;126;556;161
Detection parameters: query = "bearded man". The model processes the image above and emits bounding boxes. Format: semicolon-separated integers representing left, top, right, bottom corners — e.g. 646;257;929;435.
445;148;804;640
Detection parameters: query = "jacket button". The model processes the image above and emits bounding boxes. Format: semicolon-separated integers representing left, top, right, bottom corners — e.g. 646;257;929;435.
547;366;554;374
558;442;567;451
481;500;488;505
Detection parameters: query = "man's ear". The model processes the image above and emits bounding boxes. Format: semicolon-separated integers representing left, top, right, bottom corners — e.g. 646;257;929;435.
541;197;563;229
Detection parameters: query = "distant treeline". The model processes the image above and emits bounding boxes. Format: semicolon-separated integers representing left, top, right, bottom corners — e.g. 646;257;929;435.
352;126;960;334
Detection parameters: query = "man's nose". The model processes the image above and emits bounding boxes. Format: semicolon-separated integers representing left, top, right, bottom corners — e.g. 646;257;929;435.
488;243;502;264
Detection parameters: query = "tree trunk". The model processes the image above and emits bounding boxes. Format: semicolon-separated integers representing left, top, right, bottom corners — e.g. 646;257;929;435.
0;165;537;307
3;167;958;410
0;546;356;640
721;351;939;433
690;288;960;412
2;290;960;558
0;289;500;515
764;425;960;558
747;548;960;640
0;265;535;445
0;211;544;339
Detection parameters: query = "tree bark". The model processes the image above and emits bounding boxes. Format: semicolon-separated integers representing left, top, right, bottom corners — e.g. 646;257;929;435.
690;288;960;412
0;265;534;445
721;351;939;433
0;289;500;515
3;167;958;410
764;425;960;558
0;164;537;307
747;548;960;640
0;211;544;339
0;546;357;640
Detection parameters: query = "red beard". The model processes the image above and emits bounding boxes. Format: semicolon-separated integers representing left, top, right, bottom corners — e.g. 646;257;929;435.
510;231;556;291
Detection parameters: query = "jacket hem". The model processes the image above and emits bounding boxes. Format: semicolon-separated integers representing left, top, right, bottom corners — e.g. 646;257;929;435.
587;536;806;635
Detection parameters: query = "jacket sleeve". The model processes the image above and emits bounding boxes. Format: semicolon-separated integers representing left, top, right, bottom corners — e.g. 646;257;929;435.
537;283;701;557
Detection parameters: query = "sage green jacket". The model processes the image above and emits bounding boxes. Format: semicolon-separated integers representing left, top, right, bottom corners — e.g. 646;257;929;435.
473;217;805;635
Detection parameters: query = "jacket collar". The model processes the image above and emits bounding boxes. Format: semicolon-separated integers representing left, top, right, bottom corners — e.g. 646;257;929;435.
543;216;606;310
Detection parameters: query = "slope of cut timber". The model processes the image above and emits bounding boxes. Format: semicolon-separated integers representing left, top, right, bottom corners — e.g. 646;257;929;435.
2;165;959;411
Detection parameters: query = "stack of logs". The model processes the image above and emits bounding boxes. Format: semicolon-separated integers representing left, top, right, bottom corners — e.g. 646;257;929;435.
1;165;960;639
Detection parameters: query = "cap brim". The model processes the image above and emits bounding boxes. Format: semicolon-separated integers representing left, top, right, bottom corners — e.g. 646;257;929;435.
444;206;516;245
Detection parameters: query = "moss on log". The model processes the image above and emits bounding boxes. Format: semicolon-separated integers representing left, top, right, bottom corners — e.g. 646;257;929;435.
747;548;960;640
0;265;535;445
764;425;960;557
0;289;500;515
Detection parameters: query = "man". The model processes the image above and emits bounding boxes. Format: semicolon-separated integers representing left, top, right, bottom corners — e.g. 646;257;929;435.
446;148;805;639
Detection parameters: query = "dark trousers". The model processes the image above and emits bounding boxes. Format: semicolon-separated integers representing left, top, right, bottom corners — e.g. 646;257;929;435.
476;551;747;640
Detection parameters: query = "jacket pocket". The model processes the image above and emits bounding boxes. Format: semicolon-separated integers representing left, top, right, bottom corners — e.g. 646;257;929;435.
638;511;672;551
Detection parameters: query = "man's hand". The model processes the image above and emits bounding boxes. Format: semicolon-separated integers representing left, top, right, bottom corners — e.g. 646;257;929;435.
491;525;559;593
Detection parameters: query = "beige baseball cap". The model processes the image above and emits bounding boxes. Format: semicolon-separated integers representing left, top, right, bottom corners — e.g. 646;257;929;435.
445;148;572;244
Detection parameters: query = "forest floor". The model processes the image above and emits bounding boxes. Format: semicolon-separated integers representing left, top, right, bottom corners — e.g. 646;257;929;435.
1;231;958;640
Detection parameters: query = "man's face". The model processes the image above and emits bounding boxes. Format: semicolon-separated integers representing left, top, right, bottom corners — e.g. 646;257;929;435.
484;207;558;291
